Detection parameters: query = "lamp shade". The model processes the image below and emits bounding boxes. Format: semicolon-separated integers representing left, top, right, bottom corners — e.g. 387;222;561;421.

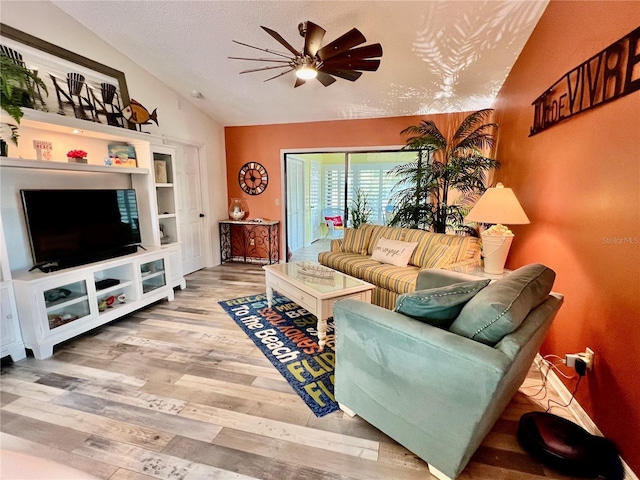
465;183;530;225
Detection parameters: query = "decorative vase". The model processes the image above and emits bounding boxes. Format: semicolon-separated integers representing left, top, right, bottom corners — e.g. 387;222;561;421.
228;198;249;221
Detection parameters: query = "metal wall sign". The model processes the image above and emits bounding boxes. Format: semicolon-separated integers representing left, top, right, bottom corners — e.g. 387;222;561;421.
530;26;639;136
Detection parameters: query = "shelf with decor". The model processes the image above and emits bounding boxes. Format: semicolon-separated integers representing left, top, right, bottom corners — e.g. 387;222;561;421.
1;108;186;359
0;157;148;175
152;147;180;248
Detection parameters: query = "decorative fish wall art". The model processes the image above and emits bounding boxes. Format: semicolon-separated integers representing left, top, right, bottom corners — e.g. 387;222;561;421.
123;99;159;132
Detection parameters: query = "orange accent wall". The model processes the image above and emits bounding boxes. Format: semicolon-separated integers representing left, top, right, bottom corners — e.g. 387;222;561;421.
224;111;470;249
493;0;640;471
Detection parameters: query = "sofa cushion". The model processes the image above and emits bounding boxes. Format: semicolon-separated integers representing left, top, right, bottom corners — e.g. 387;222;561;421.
394;279;491;328
365;224;404;255
449;264;556;346
422;243;458;269
402;229;480;267
318;251;381;278
341;227;372;255
459;236;481;262
371;238;418;267
358;263;421;294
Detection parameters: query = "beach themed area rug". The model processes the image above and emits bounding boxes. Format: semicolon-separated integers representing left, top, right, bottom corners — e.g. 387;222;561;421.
218;293;338;417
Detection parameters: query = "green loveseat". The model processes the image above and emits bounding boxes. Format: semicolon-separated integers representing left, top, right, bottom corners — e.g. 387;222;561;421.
333;264;563;480
318;224;482;309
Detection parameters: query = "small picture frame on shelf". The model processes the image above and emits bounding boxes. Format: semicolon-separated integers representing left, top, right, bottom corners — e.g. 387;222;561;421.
108;143;137;168
33;140;53;161
154;160;168;183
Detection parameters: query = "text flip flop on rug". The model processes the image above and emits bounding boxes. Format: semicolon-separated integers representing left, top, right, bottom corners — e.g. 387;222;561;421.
218;292;338;417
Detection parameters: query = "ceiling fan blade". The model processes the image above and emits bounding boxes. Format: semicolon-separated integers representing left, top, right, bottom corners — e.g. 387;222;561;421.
316;71;337;87
330;43;383;60
303;21;326;57
318;67;362;82
232;40;292;59
294;77;306;88
239;64;292;74
317;28;366;61
229;56;291;63
263;68;295;82
261;26;300;56
321;58;380;71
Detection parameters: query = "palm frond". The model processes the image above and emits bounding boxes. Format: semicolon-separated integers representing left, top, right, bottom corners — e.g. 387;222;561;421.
452;108;494;142
454;124;498;152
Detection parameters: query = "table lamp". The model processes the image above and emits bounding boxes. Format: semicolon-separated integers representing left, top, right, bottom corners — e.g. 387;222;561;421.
465;182;530;274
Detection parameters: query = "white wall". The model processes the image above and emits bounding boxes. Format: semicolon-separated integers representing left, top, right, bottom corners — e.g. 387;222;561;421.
1;1;227;267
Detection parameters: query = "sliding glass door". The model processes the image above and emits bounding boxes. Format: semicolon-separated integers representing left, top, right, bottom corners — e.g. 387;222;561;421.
284;149;415;256
322;151;415;226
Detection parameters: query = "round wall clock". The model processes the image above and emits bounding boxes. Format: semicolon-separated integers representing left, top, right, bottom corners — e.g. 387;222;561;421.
238;162;269;195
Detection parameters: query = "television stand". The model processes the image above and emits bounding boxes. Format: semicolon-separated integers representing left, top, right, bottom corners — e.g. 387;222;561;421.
12;247;174;359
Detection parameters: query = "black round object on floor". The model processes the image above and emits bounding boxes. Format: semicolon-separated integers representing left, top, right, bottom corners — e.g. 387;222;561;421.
518;412;623;479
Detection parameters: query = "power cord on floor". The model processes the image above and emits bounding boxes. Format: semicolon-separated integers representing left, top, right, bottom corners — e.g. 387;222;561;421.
545;358;586;413
521;354;577;400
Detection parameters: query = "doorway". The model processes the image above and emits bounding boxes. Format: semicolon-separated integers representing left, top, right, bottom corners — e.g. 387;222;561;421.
282;149;415;260
172;143;209;275
286;156;305;253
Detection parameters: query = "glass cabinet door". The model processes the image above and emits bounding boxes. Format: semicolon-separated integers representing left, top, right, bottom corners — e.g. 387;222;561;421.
44;280;91;330
140;259;167;295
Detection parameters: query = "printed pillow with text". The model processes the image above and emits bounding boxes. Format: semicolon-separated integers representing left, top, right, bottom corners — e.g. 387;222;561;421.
371;237;419;268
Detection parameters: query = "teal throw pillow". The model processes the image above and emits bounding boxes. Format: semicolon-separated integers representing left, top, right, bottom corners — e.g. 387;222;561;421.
394;279;491;328
449;264;556;346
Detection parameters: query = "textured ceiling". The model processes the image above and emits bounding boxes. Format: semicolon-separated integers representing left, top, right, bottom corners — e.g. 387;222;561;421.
52;0;548;127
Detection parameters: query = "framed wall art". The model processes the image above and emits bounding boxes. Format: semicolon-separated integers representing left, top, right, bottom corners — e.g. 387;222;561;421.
0;23;134;130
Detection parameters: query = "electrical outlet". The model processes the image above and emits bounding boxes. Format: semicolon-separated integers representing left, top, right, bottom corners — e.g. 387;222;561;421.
565;353;580;368
579;347;595;370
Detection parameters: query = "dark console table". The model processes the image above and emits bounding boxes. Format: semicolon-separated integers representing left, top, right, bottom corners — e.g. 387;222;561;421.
219;220;280;264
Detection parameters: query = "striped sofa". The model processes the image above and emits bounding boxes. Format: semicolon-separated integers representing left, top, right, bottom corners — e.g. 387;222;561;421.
318;224;482;309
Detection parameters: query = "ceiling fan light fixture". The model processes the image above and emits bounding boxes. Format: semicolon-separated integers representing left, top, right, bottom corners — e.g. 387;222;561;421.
295;64;318;80
231;20;382;87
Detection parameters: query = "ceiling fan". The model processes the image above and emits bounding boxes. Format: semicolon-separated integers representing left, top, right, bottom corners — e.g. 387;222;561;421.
229;21;383;87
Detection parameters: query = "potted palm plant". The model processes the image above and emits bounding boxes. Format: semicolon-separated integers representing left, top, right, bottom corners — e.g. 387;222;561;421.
387;109;500;234
349;188;372;229
0;52;47;155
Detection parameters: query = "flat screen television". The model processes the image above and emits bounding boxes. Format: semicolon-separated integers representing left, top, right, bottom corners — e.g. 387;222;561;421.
21;189;142;272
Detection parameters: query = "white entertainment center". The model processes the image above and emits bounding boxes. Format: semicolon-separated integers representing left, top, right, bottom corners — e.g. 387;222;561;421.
0;109;186;360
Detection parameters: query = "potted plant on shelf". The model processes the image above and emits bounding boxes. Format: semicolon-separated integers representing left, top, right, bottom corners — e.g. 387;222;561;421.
66;149;88;163
387;109;500;234
0;52;48;156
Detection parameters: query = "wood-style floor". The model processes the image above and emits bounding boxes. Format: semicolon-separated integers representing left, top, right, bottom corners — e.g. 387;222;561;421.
1;262;581;480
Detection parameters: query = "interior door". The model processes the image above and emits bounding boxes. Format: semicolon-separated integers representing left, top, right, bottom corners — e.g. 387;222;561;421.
176;145;207;274
286;157;305;253
309;160;321;243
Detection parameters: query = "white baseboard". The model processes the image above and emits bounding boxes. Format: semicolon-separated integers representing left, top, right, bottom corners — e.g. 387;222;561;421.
534;355;638;480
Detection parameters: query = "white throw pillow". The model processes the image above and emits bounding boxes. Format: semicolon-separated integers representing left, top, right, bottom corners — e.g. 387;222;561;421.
371;237;419;267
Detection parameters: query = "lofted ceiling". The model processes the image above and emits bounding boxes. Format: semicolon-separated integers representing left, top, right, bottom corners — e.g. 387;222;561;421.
52;0;549;127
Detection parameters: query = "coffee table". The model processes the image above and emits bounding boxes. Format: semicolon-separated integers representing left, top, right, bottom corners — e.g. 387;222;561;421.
263;262;374;351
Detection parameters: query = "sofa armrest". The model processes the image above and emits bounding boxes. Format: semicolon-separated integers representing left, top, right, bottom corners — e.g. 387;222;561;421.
443;257;483;272
330;239;343;252
416;268;484;290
